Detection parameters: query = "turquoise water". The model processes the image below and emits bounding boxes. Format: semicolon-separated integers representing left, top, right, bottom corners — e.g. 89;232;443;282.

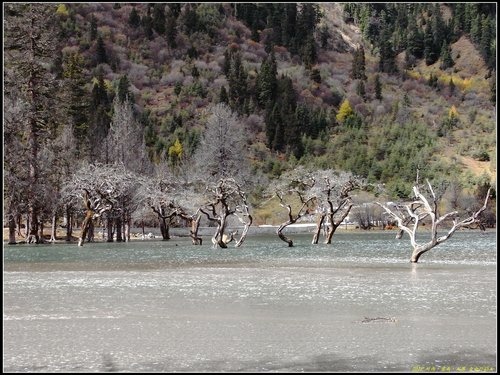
3;231;497;372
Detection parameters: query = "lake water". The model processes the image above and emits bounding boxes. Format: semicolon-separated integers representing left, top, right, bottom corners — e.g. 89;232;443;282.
3;231;497;373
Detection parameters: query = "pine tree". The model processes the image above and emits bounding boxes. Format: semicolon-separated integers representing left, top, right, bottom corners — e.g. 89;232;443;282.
152;3;166;35
228;52;248;112
166;15;177;48
141;8;154;40
439;42;454;70
63;52;89;151
96;35;108;64
301;35;317;69
265;102;279;149
374;74;382;100
423;23;438;65
406;18;424;59
117;74;131;103
489;73;496;104
448;77;456;96
310;68;321;83
128;7;141;28
378;20;397;74
351;46;367;80
256;51;278;108
356;80;366;101
223;48;231;76
219;86;229;104
480;15;492;63
89;14;98;41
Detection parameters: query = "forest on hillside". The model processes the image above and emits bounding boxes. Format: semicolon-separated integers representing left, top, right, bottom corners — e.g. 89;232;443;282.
3;3;496;245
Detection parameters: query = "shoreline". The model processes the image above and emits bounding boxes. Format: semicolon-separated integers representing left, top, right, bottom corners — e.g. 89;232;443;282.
3;225;496;245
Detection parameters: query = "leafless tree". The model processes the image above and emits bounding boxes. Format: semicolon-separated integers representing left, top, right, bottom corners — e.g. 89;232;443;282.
199;178;253;248
105;96;151;174
193;103;250;184
138;161;204;244
311;170;361;244
188;103;254;247
269;167;316;247
61;163;144;246
376;178;492;263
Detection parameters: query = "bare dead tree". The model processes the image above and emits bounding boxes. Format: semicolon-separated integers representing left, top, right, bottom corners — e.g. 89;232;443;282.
105;96;151;174
193;103;251;184
138;162;204;244
61;163;143;246
270;167;316;247
199;178;252;248
78;188;113;246
376;179;492;263
311;170;361;244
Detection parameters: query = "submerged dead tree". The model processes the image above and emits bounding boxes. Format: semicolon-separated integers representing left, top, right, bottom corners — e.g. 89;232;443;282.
200;178;252;248
376;179;492;263
61;163;143;246
78;188;112;246
271;167;316;247
311;170;361;244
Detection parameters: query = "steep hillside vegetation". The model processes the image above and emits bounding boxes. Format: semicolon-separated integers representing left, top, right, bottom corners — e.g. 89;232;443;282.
51;3;493;194
6;3;496;197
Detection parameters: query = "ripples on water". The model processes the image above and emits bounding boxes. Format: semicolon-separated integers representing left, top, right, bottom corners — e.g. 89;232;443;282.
4;231;497;268
3;231;497;373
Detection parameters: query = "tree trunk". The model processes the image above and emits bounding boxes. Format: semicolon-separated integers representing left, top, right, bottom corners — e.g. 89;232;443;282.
124;215;131;242
213;215;228;248
50;214;57;242
190;215;202;245
107;217;114;242
78;211;93;247
27;208;40;244
25;213;30;238
411;243;435;263
277;223;293;247
312;214;325;244
8;214;17;245
39;219;46;243
16;214;22;237
325;221;340;244
159;217;170;240
66;206;73;242
235;214;252;248
115;217;123;242
86;221;94;242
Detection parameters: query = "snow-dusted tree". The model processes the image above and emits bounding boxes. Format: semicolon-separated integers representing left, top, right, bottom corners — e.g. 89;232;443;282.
376;178;492;263
310;170;362;244
268;167;317;247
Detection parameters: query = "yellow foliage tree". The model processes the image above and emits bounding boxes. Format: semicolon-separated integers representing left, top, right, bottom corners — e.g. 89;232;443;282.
336;99;354;123
56;4;69;16
168;139;183;164
448;105;458;119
